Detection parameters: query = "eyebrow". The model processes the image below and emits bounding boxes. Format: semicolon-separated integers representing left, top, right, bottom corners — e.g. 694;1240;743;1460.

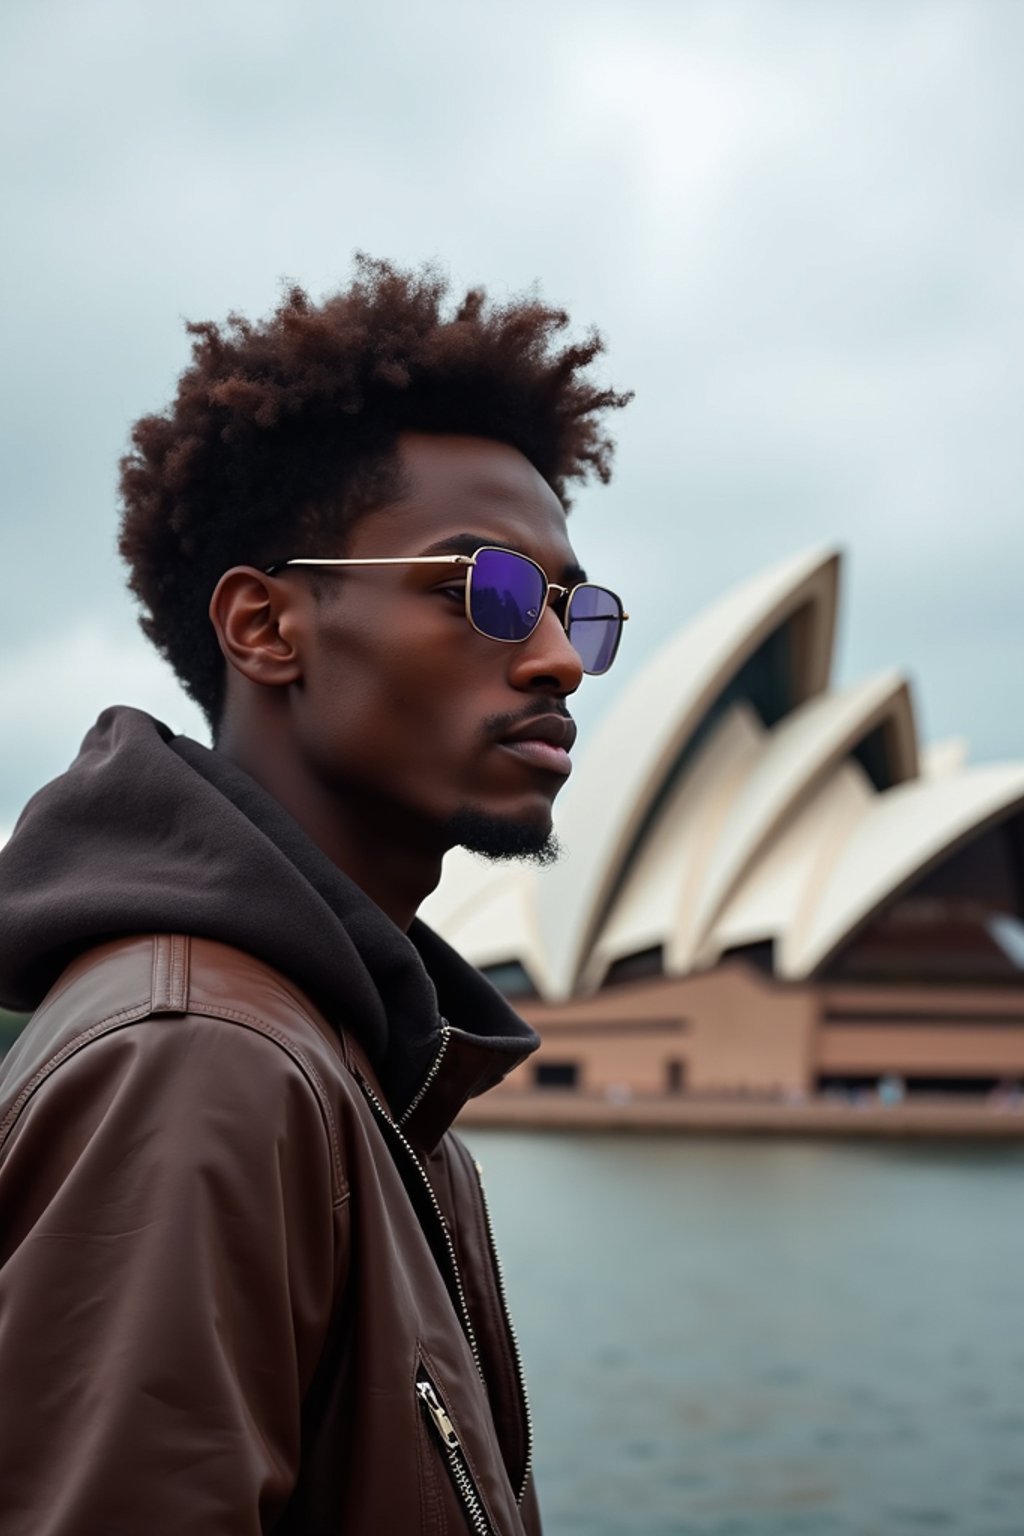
418;533;588;587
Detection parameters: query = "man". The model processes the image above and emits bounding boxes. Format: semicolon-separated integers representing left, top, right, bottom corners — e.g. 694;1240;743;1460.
0;258;630;1534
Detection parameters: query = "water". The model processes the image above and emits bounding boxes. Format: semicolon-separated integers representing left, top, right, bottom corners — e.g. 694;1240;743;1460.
462;1132;1024;1536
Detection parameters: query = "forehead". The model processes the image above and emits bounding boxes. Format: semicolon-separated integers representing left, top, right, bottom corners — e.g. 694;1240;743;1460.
346;432;580;576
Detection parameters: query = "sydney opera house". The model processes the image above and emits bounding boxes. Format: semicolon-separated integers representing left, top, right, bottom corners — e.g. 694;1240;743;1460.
422;549;1024;1111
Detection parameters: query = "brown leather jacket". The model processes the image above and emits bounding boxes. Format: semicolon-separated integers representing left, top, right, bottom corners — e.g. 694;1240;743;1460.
0;932;541;1536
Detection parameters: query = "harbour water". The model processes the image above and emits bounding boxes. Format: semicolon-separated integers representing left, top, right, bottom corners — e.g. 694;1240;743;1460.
463;1131;1024;1536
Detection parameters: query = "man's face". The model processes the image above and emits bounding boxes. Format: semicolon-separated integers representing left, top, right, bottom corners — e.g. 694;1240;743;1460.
285;432;587;859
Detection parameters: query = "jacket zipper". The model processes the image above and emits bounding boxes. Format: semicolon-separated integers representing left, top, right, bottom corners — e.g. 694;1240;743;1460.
358;1077;485;1384
398;1018;451;1127
416;1369;498;1536
473;1159;533;1508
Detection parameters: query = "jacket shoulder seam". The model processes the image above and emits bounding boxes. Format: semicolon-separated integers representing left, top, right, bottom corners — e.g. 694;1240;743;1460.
0;1002;153;1151
173;1001;348;1206
0;1003;349;1208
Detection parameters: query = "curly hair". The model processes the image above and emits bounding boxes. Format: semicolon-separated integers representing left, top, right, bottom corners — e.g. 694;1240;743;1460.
118;255;632;728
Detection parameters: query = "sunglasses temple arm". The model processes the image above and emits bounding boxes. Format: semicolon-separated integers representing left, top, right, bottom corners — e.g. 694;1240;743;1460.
264;555;472;574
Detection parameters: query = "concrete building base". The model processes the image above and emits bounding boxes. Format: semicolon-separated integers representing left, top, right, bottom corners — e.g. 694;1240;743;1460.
458;1091;1024;1139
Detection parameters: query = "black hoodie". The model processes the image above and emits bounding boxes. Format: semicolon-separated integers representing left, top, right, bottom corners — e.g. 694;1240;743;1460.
0;706;537;1114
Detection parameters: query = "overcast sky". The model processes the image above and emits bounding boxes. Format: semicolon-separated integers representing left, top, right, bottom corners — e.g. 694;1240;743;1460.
2;0;1022;839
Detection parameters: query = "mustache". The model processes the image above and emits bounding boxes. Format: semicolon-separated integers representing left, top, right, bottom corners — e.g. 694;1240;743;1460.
483;701;575;740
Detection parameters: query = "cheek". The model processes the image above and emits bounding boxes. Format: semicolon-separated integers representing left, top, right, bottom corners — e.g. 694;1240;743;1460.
300;608;484;773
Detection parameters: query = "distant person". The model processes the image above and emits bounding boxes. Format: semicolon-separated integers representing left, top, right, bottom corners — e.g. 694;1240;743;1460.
0;258;630;1534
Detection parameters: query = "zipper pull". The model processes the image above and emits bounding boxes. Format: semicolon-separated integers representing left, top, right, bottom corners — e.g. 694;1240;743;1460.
417;1379;460;1449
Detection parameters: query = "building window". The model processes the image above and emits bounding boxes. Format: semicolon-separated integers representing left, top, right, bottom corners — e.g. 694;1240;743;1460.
534;1061;579;1089
818;1073;1008;1098
480;961;537;999
719;940;775;975
666;1059;686;1094
604;947;664;987
848;720;903;793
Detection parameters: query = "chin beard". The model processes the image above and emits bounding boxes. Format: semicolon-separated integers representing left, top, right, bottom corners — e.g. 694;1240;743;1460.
446;807;562;867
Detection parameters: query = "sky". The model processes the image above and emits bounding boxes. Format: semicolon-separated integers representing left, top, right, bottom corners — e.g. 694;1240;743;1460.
2;0;1022;840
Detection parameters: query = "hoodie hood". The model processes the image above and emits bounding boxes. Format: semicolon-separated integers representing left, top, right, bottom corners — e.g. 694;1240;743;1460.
0;707;538;1115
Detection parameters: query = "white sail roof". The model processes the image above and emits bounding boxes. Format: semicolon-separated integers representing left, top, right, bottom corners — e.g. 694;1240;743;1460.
531;547;840;998
681;671;917;964
780;764;1024;977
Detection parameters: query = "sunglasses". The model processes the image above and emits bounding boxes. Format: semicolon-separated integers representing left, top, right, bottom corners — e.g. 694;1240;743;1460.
265;545;628;675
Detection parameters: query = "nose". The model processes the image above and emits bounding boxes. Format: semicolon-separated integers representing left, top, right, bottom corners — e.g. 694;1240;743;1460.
506;605;584;696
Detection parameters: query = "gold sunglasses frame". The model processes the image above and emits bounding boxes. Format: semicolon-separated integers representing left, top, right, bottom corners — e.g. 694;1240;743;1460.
266;545;629;674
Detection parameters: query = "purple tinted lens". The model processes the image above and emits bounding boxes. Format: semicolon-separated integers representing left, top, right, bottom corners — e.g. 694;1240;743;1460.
469;548;547;641
567;585;623;673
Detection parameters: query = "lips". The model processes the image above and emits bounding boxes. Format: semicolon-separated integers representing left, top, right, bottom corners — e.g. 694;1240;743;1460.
500;714;577;751
497;712;576;777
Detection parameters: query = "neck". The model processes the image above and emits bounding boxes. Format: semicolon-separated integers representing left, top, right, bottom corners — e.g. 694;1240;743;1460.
215;730;444;932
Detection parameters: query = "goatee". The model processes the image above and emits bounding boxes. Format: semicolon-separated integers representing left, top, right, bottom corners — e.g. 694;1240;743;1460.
446;808;562;866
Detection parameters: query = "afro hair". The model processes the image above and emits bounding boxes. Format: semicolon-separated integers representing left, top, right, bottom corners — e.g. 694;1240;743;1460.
118;255;632;727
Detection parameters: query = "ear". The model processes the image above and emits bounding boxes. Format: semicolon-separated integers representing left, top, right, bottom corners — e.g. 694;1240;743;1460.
209;567;304;689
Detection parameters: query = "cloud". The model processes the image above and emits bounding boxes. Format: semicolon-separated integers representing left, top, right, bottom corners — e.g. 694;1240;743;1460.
0;620;208;823
0;0;1022;825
